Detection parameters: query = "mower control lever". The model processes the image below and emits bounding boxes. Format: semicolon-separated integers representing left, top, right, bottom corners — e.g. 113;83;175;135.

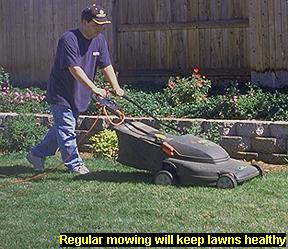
93;95;123;118
122;94;185;135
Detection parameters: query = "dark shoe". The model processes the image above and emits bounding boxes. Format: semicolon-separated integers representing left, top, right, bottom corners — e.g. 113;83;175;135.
26;152;45;172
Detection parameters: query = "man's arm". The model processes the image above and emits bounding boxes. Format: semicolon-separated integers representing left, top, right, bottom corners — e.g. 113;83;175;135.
68;66;107;96
101;65;124;96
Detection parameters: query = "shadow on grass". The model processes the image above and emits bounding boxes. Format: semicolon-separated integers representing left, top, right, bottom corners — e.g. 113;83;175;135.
0;165;34;177
0;165;67;178
73;170;153;184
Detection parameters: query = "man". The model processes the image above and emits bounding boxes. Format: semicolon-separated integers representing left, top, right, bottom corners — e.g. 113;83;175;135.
27;4;124;175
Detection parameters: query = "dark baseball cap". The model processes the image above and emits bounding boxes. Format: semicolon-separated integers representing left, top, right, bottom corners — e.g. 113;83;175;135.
81;4;111;25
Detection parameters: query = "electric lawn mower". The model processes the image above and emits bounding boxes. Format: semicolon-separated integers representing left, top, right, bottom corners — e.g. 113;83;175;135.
95;95;264;189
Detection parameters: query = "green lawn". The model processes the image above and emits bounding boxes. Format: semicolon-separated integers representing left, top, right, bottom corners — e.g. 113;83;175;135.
0;153;287;248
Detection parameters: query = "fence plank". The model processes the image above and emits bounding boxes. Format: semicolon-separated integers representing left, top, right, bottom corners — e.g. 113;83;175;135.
274;0;282;69
255;0;263;71
0;1;3;65
249;0;257;71
281;0;288;69
260;0;269;70
267;0;276;69
210;0;221;68
187;0;199;21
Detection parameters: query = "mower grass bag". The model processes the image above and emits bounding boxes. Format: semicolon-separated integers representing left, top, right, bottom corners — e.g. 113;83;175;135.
113;121;264;188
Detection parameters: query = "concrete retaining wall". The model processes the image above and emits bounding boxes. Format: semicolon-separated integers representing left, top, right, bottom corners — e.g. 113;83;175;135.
1;113;288;164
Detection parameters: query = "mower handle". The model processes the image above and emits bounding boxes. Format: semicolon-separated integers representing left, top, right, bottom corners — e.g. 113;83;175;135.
122;94;184;134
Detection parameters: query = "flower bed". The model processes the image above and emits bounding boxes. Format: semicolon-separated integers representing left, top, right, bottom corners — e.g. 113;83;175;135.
1;67;288;163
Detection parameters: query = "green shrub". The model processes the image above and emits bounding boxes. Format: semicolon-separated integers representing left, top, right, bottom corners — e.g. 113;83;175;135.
237;84;270;119
0;114;48;153
115;88;174;117
0;83;49;113
202;123;222;144
182;122;221;145
81;80;288;121
201;95;238;119
13;100;49;114
0;67;10;86
89;129;118;160
164;68;211;107
267;92;288;121
185;122;203;136
0;67;12;112
86;87;174;117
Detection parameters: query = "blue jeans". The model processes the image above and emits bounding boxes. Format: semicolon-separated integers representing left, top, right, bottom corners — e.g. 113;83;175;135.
31;104;83;170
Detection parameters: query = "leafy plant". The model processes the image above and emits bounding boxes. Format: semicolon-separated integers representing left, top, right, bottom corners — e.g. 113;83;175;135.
0;84;48;113
267;92;288;121
237;83;271;119
87;87;174;117
185;122;203;136
161;120;221;145
185;122;222;145
0;67;10;87
89;129;118;160
2;64;288;122
0;114;48;153
202;123;222;144
164;68;211;107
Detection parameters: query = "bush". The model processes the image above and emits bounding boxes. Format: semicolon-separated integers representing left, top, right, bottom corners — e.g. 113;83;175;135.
197;94;238;119
201;123;222;145
236;84;271;119
164;68;211;107
2;67;288;122
89;129;118;160
176;122;222;145
86;80;288;121
114;88;174;117
0;85;48;114
0;114;48;153
267;92;288;121
0;67;10;87
86;87;174;117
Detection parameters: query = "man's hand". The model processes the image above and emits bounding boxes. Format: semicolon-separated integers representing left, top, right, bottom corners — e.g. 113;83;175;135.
113;87;124;97
93;87;107;97
101;65;124;97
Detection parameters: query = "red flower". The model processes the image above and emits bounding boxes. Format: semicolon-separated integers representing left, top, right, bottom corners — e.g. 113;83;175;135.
231;96;238;103
168;81;176;90
193;67;200;73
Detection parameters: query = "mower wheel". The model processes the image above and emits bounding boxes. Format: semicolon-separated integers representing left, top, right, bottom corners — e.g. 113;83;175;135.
252;164;265;177
217;174;237;189
154;170;174;185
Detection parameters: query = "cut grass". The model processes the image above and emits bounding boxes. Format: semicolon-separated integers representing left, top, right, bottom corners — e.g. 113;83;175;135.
0;153;287;248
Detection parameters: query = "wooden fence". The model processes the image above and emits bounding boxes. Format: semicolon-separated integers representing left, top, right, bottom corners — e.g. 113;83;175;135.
116;0;250;81
0;0;287;88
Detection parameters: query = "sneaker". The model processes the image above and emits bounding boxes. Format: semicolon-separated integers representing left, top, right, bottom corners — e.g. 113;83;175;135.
72;164;90;175
26;151;45;172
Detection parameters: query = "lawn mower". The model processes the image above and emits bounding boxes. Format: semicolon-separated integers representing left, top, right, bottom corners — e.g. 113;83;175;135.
96;95;264;189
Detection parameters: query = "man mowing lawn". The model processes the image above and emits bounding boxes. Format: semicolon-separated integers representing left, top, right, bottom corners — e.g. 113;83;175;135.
27;4;124;175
